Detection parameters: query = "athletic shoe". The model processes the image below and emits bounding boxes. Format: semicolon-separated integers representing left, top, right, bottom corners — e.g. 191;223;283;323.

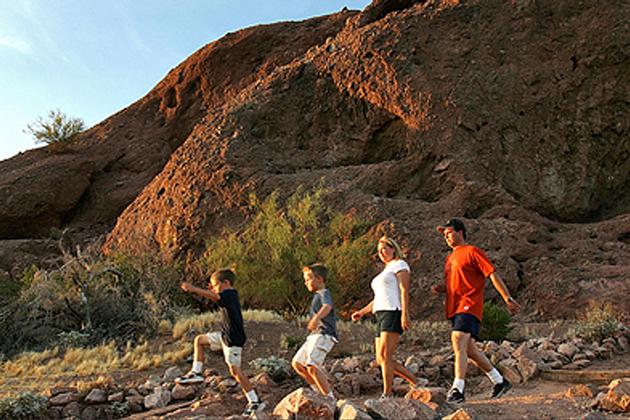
491;379;512;398
446;388;465;403
175;370;204;384
242;401;266;417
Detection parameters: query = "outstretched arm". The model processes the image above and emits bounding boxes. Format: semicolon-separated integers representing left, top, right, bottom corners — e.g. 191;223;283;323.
488;272;520;314
181;282;220;302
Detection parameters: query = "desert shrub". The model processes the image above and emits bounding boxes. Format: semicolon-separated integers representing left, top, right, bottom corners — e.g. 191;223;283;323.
202;185;377;314
279;333;303;350
249;356;292;382
407;320;451;348
480;301;512;342
24;109;84;145
0;246;187;357
0;392;48;419
568;302;622;342
108;401;130;418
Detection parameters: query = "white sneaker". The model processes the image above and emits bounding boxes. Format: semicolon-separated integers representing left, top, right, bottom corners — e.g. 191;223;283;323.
175;370;204;384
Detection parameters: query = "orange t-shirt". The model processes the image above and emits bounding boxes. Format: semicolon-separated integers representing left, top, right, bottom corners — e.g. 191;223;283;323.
444;244;495;322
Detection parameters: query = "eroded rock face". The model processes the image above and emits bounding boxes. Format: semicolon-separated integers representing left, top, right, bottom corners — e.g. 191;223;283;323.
2;1;628;319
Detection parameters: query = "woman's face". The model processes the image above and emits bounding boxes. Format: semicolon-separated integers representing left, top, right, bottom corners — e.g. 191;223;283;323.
377;240;395;263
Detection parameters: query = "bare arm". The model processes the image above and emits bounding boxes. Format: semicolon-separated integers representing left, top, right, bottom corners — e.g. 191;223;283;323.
488;272;520;314
307;303;332;331
180;282;220;302
351;300;374;321
397;270;411;330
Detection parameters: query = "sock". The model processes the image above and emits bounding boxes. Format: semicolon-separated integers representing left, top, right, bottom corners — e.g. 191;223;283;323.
486;368;503;385
192;361;203;373
246;389;259;403
452;378;465;393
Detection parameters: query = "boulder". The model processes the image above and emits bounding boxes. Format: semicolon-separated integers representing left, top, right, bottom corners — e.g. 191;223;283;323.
218;378;239;393
252;371;277;387
84;388;107;404
557;343;578;359
596;378;630;413
47;386;78;398
144;386;172;409
513;342;542;363
49;392;79;406
405;386;447;405
172;383;197;400
107;391;124;402
62;401;81;418
516;355;539;382
125;395;145;412
163;366;184;382
498;358;522;384
336;399;372;420
617;336;629;352
364;397;436;420
273;388;335;419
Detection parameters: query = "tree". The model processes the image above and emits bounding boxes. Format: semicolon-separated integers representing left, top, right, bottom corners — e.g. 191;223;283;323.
24;109;85;145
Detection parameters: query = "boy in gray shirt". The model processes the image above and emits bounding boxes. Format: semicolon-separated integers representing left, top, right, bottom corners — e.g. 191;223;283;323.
291;263;338;401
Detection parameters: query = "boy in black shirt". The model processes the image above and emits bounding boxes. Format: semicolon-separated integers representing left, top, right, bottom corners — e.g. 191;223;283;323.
176;269;264;416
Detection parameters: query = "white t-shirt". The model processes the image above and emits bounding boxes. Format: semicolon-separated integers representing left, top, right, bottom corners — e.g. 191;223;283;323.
371;259;410;312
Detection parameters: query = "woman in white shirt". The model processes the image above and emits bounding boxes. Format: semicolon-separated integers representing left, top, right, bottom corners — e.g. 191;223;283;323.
351;236;417;398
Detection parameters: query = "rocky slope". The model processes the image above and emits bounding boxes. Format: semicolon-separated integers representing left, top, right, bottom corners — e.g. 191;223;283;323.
1;0;628;318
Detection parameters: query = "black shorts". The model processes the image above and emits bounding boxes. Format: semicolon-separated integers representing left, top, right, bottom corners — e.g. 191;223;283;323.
374;310;403;336
450;313;481;341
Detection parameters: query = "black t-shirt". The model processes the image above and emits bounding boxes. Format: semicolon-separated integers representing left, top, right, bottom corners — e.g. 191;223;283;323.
218;289;246;347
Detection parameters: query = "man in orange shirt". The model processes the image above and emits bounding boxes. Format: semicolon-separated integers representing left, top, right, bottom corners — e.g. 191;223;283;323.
432;219;520;403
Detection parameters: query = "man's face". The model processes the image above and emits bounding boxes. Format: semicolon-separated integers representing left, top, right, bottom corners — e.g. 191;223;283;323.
442;226;464;248
303;269;321;292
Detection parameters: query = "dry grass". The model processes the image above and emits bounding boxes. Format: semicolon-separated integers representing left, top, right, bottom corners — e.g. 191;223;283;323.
172;309;284;339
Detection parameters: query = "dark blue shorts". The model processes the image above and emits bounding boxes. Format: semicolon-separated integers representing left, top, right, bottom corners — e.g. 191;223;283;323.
374;310;403;336
450;313;481;341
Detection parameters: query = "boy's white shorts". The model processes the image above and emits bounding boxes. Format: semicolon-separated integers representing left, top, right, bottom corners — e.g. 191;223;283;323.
292;333;336;369
206;331;242;367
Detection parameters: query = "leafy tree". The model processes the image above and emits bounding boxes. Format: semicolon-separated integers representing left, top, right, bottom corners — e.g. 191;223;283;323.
24;109;85;145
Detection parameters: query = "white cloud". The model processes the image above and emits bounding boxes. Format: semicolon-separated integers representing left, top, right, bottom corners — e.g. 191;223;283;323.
0;34;32;54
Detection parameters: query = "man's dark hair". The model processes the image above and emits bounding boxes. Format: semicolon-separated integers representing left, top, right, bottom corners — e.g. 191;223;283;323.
441;218;467;239
212;269;236;285
304;263;328;282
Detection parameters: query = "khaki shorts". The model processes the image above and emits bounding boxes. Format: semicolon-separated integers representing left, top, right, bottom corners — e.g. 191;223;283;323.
206;332;242;367
292;334;336;368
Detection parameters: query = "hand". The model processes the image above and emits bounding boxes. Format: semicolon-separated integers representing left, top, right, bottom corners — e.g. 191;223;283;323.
307;318;318;332
506;297;521;315
431;284;445;294
180;282;192;292
401;314;411;331
351;311;362;322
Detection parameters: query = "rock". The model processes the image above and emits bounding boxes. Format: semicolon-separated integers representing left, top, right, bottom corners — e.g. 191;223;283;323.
557;343;578;359
516;355;539;382
45;407;63;420
424;366;440;379
84;388;107;404
405;386;447;405
565;384;595;398
405;355;424;369
513;342;542;363
172;383;197;400
538;349;563;363
498;358;522;384
342;356;362;372
108;391;124;402
618;336;629;352
573;353;589;361
547;360;564;369
47;386;78;398
163;366;184;382
81;405;104;420
336;399;372;420
429;354;449;367
563;359;592;369
218;378;239;392
597;378;630;413
49;392;79;405
144;386;172;409
62;401;81;418
442;407;476;420
126;395;145;412
364;397;436;420
539;339;555;351
252;371;277;387
273;388;335;419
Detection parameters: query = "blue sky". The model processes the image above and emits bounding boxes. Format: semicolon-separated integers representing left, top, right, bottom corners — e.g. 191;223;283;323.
0;0;370;161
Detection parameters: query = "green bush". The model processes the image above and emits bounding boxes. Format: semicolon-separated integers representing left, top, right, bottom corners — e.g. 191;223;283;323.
480;301;512;342
568;302;621;342
0;250;187;357
0;392;48;419
202;185;377;314
24;109;85;145
249;356;292;382
279;333;304;350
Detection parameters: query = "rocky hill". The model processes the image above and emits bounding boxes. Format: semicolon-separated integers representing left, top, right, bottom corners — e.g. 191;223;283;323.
0;0;628;318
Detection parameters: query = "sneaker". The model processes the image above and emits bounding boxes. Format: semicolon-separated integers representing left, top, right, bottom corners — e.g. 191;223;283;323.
242;401;266;417
447;387;465;403
491;379;512;399
175;370;204;385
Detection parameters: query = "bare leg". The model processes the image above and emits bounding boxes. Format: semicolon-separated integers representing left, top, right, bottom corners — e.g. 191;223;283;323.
392;361;416;385
466;337;493;372
451;331;471;380
229;365;253;393
194;334;209;363
292;360;316;386
378;332;400;396
307;365;331;395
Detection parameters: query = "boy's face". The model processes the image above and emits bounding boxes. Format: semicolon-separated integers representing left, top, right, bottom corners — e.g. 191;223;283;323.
209;276;226;293
303;269;323;292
